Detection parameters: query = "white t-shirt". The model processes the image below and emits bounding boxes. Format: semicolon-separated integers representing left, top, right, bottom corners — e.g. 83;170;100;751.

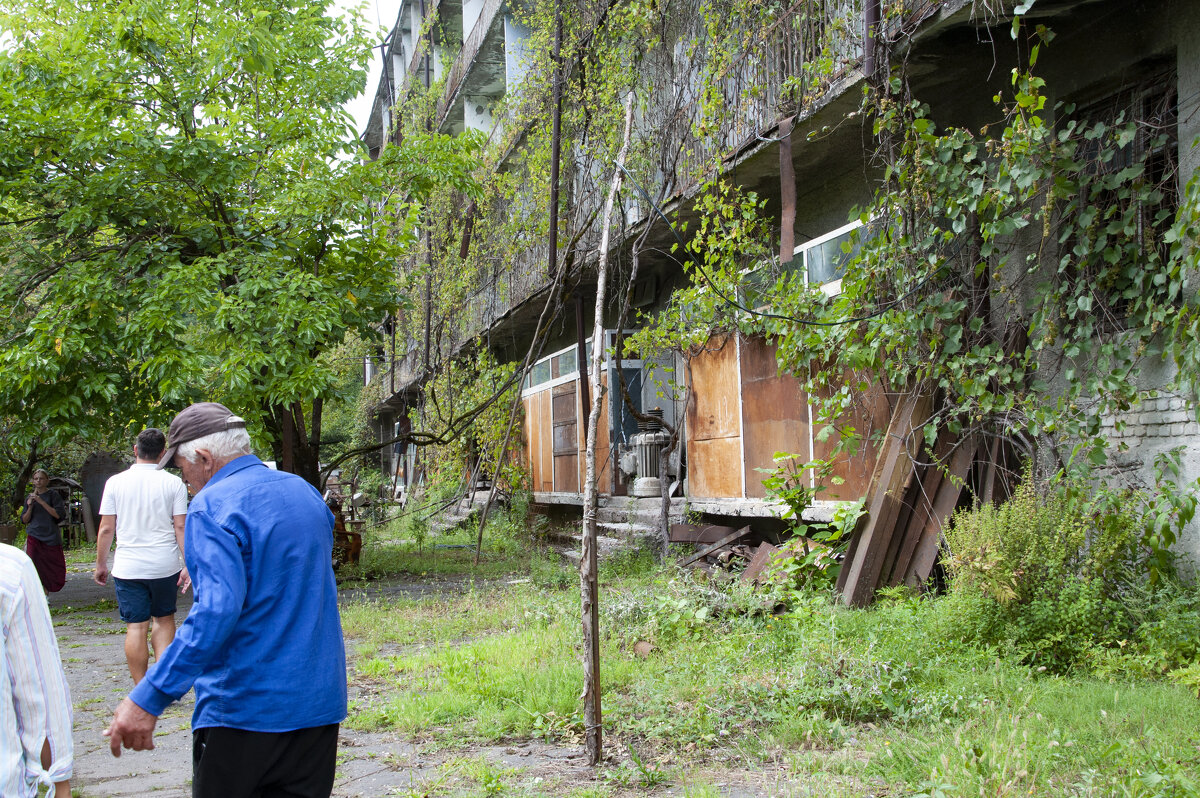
98;464;189;580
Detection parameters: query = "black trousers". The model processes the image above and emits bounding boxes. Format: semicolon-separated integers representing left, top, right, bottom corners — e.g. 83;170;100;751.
192;724;339;798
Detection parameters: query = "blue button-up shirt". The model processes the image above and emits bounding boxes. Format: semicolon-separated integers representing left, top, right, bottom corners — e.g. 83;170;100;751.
129;455;347;732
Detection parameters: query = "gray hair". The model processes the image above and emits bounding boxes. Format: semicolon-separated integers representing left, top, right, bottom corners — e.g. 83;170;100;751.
178;428;253;464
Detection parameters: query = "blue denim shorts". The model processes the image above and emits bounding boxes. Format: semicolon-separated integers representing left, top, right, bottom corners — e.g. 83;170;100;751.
113;573;180;623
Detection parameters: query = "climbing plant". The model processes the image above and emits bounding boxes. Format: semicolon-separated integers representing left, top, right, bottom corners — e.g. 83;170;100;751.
689;20;1200;486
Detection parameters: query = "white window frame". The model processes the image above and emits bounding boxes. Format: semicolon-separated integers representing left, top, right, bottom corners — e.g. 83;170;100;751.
794;218;863;297
522;342;582;397
521;330;644;398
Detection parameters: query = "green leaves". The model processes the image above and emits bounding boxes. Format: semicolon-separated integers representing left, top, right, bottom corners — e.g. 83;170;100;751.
0;0;481;466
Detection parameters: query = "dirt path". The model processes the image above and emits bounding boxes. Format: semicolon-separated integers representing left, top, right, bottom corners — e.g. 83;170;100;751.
51;563;822;797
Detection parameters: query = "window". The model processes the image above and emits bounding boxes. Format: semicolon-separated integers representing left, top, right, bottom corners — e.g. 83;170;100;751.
1065;60;1178;326
524;342;582;393
740;219;864;308
793;219;863;295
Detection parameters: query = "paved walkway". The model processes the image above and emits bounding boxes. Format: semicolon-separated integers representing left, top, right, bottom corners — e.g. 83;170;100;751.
48;557;802;797
49;561;195;797
48;562;595;798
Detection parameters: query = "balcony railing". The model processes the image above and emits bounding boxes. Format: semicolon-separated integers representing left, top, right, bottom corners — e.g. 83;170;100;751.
407;0;960;364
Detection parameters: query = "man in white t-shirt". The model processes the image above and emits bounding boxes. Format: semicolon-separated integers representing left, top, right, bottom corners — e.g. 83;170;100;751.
94;428;191;683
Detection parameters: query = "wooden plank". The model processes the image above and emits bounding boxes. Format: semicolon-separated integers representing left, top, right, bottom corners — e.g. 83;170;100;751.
669;523;739;544
904;434;980;586
536;390;553;492
740;542;781;583
884;467;935;586
837;391;908;595
835;387;898;596
553;454;578;493
552;422;577;454
679;525;751;567
980;436;1001;505
992;438;1017;504
839;390;935;607
888;431;956;585
879;465;923;586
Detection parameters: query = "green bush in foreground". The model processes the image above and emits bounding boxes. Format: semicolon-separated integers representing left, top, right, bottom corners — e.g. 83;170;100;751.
941;467;1200;675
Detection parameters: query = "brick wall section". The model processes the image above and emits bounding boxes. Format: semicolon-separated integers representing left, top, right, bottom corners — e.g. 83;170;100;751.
1099;394;1200;570
1101;397;1200;442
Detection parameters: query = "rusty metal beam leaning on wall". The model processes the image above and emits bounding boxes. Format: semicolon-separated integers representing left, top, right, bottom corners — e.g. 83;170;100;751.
778;116;796;264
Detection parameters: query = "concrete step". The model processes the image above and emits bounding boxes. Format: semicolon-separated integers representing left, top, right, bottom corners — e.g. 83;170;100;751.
597;521;658;544
596;497;684;527
549;534;630;567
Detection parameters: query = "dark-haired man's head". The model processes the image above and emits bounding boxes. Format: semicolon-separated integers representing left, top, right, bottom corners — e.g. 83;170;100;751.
135;428;167;461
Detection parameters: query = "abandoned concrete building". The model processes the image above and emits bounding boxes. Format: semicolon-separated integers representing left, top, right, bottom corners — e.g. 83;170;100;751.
362;0;1200;596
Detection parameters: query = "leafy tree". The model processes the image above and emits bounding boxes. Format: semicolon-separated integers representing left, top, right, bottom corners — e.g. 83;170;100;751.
0;0;481;486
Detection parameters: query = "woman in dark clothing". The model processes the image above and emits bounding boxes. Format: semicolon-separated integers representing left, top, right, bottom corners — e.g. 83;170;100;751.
21;469;67;592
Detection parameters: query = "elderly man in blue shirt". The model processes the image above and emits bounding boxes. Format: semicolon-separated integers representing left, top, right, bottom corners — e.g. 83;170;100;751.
103;402;347;798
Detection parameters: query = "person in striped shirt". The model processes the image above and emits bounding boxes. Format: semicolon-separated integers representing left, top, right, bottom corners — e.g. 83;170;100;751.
1;543;72;797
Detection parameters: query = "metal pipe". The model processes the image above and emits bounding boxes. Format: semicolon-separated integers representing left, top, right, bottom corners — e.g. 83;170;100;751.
864;0;881;83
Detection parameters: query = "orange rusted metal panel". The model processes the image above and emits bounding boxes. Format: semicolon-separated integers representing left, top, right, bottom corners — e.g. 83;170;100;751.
686;335;743;499
739;337;810;499
688;437;744;498
525;390;554;493
686;334;741;442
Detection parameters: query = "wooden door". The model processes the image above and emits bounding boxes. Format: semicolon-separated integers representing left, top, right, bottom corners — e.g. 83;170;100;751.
552;381;579;492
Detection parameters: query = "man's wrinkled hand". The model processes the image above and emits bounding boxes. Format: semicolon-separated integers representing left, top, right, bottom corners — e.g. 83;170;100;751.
103;697;158;757
178;567;191;595
93;563;109;586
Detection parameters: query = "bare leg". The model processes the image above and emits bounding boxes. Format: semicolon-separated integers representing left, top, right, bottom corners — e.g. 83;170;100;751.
41;739;69;797
150;614;176;663
124;621;150;683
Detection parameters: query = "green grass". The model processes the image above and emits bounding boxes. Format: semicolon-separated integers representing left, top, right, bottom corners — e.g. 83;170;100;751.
337;514;540;586
49;597;118;616
340;535;1200;796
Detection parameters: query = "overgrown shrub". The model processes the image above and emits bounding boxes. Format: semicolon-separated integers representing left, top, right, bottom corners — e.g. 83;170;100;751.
942;472;1197;674
758;454;864;592
1125;578;1200;674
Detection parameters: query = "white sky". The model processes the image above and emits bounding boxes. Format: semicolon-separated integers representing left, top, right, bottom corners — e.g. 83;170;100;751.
339;0;405;135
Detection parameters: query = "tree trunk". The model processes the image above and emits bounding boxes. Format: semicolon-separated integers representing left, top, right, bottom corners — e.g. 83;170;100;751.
4;439;40;525
275;402;322;488
581;91;635;768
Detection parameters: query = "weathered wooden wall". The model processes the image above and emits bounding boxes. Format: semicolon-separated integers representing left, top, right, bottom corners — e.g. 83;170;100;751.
523;372;611;494
686;335;744;499
525;389;553;492
524;333;884;505
686;334;887;502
